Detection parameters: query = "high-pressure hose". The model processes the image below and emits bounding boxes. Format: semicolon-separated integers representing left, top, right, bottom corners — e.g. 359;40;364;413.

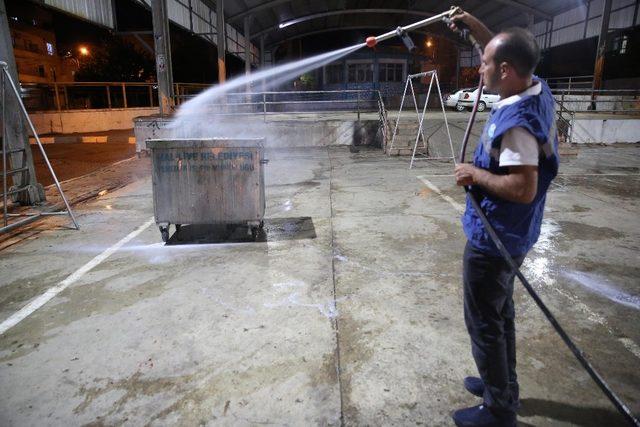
448;14;640;427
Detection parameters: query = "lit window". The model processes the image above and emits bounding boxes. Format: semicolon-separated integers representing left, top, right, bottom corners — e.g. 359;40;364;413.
46;42;54;55
612;35;629;55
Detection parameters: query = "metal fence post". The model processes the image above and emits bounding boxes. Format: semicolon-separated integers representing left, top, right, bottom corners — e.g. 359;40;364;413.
53;82;61;111
122;83;127;108
63;85;68;110
106;85;112;109
356;91;360;121
148;84;154;107
263;92;266;122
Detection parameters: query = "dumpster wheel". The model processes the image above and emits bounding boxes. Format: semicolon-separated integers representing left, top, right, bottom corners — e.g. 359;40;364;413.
159;225;169;242
251;221;265;240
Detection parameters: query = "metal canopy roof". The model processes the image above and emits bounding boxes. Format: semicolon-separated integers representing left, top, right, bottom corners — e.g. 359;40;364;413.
224;0;584;48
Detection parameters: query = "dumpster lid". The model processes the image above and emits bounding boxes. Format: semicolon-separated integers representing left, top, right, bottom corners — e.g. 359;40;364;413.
146;138;265;149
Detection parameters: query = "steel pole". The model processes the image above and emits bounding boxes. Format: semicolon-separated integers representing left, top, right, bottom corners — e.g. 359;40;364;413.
2;70;7;226
217;0;226;84
151;0;174;115
591;0;612;110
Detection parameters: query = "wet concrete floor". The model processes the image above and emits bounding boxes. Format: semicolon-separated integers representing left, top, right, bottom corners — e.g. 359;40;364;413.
0;142;639;426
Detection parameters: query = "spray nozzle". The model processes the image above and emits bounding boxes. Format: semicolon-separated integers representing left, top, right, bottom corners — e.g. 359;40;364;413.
365;36;378;48
396;27;416;52
443;7;482;51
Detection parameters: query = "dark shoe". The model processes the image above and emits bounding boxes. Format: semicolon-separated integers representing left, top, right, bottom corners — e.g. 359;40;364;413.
452;404;516;427
463;377;521;409
464;376;484;397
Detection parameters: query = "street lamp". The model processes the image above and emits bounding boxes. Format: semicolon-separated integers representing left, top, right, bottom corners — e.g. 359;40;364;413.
78;46;89;56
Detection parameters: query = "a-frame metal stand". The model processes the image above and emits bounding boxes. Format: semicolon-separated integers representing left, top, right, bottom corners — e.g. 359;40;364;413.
389;71;455;169
1;62;79;233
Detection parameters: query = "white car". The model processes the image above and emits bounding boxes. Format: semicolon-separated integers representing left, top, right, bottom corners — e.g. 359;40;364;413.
444;87;475;111
457;86;501;112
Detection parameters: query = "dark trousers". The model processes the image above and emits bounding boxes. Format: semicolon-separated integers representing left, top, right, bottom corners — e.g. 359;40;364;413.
463;241;525;414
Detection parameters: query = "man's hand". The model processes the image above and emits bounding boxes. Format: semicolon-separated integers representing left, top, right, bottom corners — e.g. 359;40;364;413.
448;10;494;49
455;164;539;204
455;163;478;186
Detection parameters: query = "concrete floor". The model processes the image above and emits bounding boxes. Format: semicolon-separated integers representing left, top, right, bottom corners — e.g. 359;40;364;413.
33;142;136;187
0;143;639;426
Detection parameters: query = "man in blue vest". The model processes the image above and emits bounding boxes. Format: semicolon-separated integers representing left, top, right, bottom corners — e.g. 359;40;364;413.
449;11;559;427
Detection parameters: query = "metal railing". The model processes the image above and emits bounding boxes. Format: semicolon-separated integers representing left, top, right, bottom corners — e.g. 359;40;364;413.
553;88;640;114
545;75;593;90
175;89;384;116
174;89;391;146
20;81;210;112
20;82;393;144
554;98;576;144
552;88;640;144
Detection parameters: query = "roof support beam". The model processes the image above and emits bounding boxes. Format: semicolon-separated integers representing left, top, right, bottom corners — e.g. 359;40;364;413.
278;9;437;29
251;8;441;40
228;0;292;23
231;0;551;25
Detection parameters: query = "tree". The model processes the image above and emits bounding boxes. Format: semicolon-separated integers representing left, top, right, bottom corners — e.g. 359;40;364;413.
75;37;155;82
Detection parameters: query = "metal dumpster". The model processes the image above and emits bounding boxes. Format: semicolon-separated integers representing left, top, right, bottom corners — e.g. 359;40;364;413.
134;115;173;156
146;138;267;242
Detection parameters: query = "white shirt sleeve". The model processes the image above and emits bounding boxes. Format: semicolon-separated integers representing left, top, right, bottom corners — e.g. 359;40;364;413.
499;127;540;167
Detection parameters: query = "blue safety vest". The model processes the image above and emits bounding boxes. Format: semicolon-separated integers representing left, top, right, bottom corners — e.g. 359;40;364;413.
462;79;559;257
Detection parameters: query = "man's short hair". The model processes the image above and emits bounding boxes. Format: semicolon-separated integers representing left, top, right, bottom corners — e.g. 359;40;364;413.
494;28;540;77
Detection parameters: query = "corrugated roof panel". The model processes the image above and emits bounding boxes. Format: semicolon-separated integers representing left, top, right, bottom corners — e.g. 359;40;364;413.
589;0;604;18
44;0;114;28
586;17;602;37
167;0;191;29
193;0;210;20
532;20;547;37
550;22;583;47
612;0;635;9
609;4;636;28
552;5;586;28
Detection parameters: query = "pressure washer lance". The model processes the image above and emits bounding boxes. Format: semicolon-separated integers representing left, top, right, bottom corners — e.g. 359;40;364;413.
365;7;460;49
364;8;640;425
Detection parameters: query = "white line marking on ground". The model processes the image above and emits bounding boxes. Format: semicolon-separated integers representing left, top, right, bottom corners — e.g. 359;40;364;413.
416;176;464;214
0;217;155;335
